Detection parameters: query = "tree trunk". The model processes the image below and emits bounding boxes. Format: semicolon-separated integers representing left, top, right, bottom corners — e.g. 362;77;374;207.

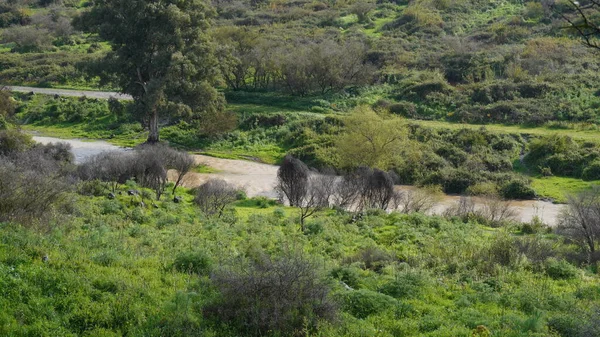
147;108;159;143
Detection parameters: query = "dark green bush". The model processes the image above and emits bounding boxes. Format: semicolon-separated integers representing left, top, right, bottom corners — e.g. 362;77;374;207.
583;160;600;181
545;259;578;280
331;266;362;289
342;289;398;318
379;270;428;299
173;250;212;275
500;178;536;199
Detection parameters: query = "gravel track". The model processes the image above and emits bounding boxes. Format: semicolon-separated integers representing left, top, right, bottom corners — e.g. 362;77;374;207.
5;85;132;100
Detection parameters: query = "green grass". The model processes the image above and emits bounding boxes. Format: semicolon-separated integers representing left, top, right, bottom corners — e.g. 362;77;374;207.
2;184;600;336
192;164;221;174
411;120;600;143
531;176;600;203
21;124;147;148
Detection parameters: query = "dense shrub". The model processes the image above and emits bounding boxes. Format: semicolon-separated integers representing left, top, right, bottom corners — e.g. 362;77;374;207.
545;258;579;280
173;250;212;275
342;289;398;319
206;253;337;335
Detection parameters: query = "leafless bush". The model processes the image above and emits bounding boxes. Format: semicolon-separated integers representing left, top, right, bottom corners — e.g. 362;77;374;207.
443;196;477;218
164;148;195;195
479;194;518;225
194;179;240;217
333;170;364;209
0;129;34;155
206;252;336;336
1;25;52;52
333;167;396;211
77;151;135;192
514;236;557;267
0;156;71;224
558;186;600;256
31;9;74;41
345;246;394;272
78;144;192;199
397;186;441;214
133;147;168;200
363;168;395;210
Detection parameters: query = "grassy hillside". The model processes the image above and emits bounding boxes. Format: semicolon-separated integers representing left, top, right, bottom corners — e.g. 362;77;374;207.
2;181;600;337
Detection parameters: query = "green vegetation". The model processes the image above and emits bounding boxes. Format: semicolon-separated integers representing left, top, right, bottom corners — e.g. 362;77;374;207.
3;179;600;336
5;0;600;334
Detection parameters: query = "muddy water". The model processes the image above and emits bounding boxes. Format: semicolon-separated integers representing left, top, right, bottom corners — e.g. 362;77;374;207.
31;136;565;226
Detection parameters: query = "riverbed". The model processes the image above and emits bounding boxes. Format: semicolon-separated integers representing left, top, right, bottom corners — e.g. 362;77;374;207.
32;135;565;226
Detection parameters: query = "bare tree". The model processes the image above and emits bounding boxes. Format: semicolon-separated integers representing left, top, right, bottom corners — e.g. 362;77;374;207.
479;194;518;225
557;0;600;50
297;173;335;230
363;168;395;210
443;196;477;218
333;170;365;210
0;142;73;224
194;179;240;218
559;186;600;255
167;150;195;195
276;155;309;207
397;186;441;214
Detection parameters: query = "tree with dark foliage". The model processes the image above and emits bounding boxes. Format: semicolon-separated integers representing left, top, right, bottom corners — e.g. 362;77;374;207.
75;0;228;143
276;155;309;207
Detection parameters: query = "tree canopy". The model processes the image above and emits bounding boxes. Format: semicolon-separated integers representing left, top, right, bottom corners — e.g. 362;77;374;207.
76;0;228;143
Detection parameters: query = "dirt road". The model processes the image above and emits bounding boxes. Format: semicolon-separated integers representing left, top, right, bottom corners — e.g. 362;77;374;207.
5;85;132;100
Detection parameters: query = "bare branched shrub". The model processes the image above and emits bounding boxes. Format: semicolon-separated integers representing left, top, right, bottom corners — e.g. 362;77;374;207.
397;186;441;214
165;149;195;195
363;168;395;210
206;253;336;336
77;151;134;192
133;147;168;200
558;186;600;256
1;25;52;52
276;155;309;207
345;246;394;272
443;196;476;218
194;179;240;217
78;144;193;199
479;194;517;225
296;172;336;229
333;167;396;211
0;142;73;224
333;170;365;209
0;129;34;155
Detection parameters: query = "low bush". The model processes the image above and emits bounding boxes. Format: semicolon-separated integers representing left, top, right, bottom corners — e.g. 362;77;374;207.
342;289;398;319
173;250;212;275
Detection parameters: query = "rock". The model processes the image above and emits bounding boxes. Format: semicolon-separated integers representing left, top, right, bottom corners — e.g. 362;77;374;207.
173;196;183;203
139;201;146;208
152;203;159;209
340;281;353;291
42;255;49;263
128;190;139;196
107;192;116;199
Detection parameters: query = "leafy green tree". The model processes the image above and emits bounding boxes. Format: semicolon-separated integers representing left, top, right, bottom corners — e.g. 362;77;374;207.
335;106;407;169
76;0;227;143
